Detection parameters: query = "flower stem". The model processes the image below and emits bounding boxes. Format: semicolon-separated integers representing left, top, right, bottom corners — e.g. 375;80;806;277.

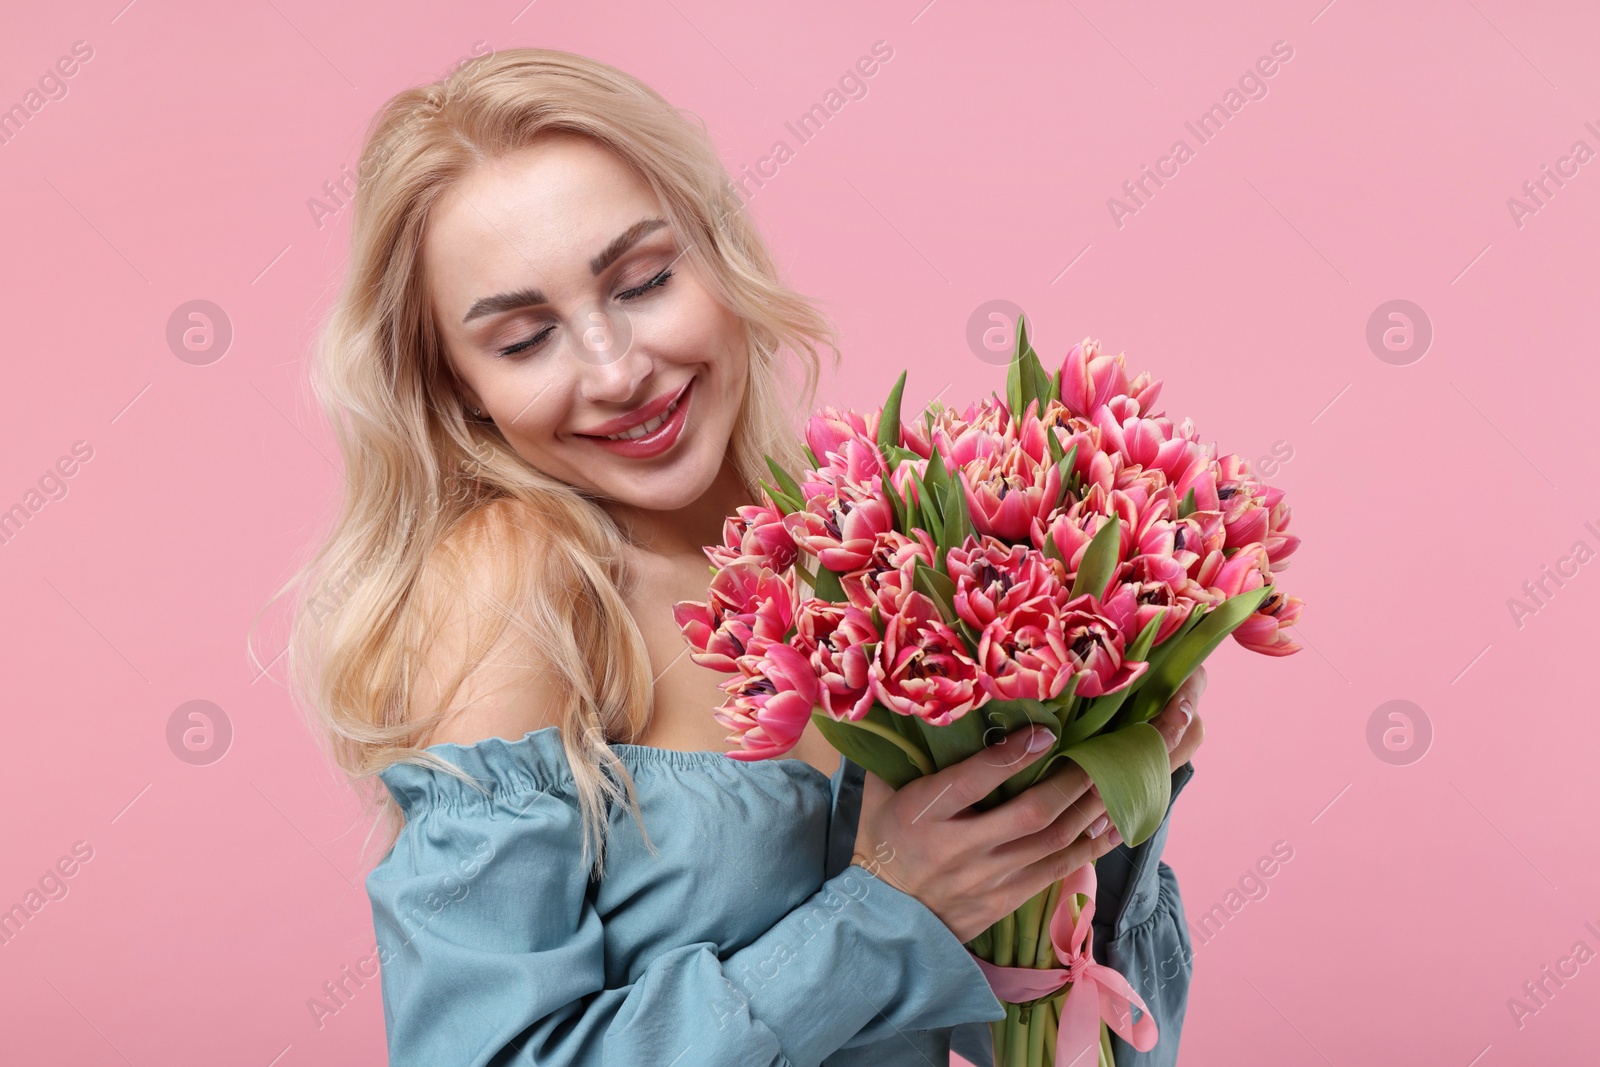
1015;884;1048;968
1033;880;1063;967
846;716;935;775
1004;1003;1027;1067
1028;996;1048;1063
994;911;1016;966
1099;1019;1114;1066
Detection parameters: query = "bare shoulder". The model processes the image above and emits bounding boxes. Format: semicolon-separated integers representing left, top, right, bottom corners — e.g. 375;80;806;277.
407;499;565;749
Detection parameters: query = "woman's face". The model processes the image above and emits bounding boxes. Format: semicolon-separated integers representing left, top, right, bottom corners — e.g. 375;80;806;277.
424;134;749;514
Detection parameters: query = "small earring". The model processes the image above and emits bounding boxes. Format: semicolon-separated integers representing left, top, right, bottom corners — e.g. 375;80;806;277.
472;406;485;419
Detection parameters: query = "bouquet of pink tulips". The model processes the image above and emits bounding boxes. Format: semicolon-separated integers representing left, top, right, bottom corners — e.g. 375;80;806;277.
674;315;1302;1066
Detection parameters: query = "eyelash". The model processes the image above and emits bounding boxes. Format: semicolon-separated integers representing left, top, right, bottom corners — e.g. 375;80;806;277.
496;268;675;358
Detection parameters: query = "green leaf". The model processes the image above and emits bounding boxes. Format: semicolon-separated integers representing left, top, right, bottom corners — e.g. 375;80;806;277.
1049;683;1127;750
956;617;983;651
1069;514;1122;601
1030;365;1053;414
884;443;924;467
911;707;989;772
912;471;945;535
1045;424;1066;467
1057;722;1171;848
1007;312;1053;418
1177;486;1197;519
877;371;908;453
942;472;974;554
811;709;921;789
924;443;952;503
1057;440;1079;489
1006;335;1025;421
802;443;821;471
764;456;805;507
1045;670;1081;715
811;563;846;602
1114;604;1208;690
881;471;908;529
983;697;1061;736
912;559;959;621
982;698;1066;804
1121;586;1273;726
1025;371;1052;422
1127;608;1168;662
759;478;801;515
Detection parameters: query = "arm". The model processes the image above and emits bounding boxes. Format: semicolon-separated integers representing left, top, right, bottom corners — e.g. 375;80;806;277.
366;771;1005;1067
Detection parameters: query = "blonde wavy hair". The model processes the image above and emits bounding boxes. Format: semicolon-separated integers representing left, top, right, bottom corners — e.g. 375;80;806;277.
251;47;839;876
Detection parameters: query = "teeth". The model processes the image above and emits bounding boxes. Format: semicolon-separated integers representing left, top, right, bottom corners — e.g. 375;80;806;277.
603;393;680;441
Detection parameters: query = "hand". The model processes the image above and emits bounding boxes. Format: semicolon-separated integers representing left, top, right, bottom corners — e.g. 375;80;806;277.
1155;665;1207;775
849;667;1208;944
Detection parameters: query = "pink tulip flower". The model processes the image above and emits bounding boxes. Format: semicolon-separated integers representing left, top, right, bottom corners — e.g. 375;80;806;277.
869;592;991;725
671;562;795;673
715;643;823;760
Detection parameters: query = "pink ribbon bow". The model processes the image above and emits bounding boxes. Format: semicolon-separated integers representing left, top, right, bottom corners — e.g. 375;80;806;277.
968;862;1158;1064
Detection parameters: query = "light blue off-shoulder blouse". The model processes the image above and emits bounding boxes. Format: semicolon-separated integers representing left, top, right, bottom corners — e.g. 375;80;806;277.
365;725;1196;1067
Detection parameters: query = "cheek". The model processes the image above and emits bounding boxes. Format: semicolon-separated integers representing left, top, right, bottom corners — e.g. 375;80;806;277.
496;372;572;441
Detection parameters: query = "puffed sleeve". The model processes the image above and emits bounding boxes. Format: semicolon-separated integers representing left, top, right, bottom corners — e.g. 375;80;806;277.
1088;759;1197;1067
366;752;1006;1067
946;761;1198;1067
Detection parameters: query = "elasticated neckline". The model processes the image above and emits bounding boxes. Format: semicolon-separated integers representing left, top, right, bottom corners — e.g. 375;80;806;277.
378;724;835;815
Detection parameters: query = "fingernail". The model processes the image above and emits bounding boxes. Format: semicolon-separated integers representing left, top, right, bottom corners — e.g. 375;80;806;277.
1177;699;1194;728
1106;827;1123;847
1025;728;1056;753
1086;813;1110;838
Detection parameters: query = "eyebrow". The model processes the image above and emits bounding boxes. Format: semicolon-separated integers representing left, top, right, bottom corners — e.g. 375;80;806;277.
460;217;670;325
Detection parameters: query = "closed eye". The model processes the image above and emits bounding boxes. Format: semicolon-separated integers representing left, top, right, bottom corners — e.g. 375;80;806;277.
617;267;673;301
496;269;674;359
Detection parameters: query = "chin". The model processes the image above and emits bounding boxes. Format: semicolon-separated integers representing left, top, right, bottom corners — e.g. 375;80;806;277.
592;456;722;513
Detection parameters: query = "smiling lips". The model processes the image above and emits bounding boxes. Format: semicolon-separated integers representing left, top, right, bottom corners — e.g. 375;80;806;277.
582;378;688;436
579;378;693;459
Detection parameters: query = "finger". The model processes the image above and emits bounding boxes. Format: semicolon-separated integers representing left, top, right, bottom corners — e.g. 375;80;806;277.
1169;709;1204;770
1006;819;1125;904
988;776;1110;872
969;758;1101;846
1153;667;1207;752
908;722;1056;824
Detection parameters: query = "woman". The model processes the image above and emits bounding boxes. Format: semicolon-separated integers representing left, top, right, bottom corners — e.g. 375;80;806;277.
272;48;1206;1066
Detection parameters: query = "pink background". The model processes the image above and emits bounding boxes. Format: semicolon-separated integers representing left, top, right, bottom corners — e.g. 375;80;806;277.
2;1;1597;1063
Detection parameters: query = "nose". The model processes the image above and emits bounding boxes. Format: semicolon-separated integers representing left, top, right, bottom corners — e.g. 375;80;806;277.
571;308;650;406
